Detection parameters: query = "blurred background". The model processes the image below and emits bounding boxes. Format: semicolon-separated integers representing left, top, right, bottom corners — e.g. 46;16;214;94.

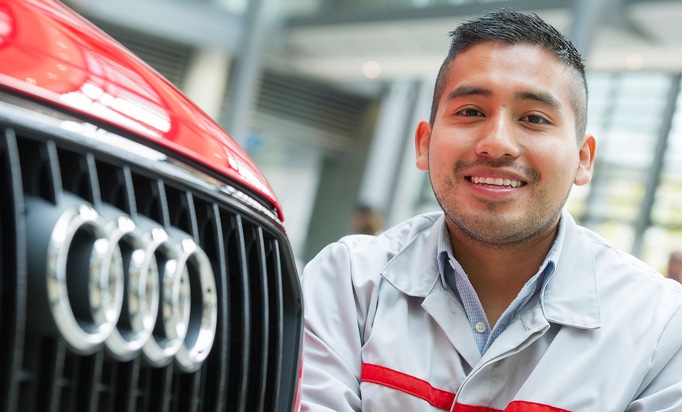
63;0;682;272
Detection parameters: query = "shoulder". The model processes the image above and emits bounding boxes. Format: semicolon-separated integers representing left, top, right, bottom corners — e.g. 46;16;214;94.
338;211;442;255
554;213;682;324
299;212;445;344
302;212;443;287
576;224;677;287
570;222;682;315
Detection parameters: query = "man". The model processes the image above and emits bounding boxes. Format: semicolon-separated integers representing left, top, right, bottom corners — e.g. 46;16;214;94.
300;9;682;411
668;250;682;283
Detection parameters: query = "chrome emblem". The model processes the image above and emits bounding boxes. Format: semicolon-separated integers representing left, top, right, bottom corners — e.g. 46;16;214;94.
32;196;218;372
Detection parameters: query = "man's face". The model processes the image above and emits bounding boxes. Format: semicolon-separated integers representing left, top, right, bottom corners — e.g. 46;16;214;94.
416;42;595;247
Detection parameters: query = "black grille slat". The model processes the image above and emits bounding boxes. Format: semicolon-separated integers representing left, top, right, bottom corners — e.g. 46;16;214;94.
131;174;166;225
56;149;96;204
166;185;197;236
196;202;229;411
276;239;304;412
45;340;68;411
175;367;202;412
96;162;134;215
17;138;60;203
95;354;117;411
1;97;303;412
264;238;285;411
245;224;270;412
0;127;26;412
223;213;250;412
125;359;143;411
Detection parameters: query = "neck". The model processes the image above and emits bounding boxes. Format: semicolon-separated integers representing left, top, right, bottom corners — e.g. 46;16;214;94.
447;219;558;326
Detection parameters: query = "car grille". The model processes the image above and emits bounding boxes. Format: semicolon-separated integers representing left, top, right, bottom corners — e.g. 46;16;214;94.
0;94;303;412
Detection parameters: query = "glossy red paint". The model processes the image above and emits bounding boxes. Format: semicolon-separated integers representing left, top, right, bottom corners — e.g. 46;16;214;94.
0;0;283;220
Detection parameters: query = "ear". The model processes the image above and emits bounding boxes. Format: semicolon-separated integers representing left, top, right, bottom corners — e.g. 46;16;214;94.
574;134;596;186
415;120;431;171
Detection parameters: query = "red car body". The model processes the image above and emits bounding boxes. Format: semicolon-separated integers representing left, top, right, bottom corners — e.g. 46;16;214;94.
0;0;282;219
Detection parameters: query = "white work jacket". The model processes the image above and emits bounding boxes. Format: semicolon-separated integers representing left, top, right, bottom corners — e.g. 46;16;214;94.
300;211;682;411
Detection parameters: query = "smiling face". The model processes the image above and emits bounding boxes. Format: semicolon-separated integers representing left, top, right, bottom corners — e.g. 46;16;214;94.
416;42;595;247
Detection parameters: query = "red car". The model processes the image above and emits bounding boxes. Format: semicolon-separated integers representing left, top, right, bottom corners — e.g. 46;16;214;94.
0;0;303;411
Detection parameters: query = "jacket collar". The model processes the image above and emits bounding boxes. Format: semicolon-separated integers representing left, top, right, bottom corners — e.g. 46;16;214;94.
379;213;444;298
540;210;601;329
380;210;602;329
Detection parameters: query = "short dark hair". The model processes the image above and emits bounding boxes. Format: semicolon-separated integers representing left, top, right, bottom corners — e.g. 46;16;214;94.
430;9;588;137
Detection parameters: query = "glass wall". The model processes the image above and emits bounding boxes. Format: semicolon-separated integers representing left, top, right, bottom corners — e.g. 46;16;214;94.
646;86;682;272
572;72;681;272
414;71;682;273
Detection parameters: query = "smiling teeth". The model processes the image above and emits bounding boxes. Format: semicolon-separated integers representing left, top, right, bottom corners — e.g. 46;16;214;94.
472;176;522;188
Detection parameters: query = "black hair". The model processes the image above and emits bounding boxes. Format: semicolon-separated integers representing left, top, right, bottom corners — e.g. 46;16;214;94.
430;9;588;137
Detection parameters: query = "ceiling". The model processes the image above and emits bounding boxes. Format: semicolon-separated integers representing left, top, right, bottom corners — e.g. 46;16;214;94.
279;0;682;84
67;0;682;86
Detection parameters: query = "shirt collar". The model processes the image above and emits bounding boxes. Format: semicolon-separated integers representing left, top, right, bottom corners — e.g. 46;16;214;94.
436;215;566;297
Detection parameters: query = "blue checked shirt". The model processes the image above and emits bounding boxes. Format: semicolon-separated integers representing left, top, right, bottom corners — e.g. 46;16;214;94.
437;219;564;354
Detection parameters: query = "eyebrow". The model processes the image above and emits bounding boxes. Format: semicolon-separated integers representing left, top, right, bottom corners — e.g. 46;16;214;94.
515;91;563;111
445;86;491;102
445;86;563;111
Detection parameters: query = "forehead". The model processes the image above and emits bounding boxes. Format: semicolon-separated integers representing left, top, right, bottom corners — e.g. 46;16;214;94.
439;42;579;120
448;43;573;94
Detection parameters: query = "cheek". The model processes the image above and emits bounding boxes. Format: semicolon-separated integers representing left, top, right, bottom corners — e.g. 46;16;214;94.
430;137;466;166
431;164;458;192
528;141;578;178
430;147;457;172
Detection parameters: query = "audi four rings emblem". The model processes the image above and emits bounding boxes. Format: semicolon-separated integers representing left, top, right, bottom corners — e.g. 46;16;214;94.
45;202;218;372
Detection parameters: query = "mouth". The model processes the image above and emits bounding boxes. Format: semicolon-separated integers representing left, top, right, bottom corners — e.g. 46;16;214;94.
467;176;525;188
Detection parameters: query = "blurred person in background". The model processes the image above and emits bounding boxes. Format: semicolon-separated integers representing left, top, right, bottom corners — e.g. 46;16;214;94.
668;249;682;282
350;204;385;235
299;8;682;411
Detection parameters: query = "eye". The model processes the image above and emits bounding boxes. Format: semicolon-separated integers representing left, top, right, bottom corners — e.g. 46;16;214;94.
521;114;549;124
457;108;483;117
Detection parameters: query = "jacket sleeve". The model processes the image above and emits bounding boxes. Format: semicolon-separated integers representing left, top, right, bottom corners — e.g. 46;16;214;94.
299;241;366;412
627;297;682;411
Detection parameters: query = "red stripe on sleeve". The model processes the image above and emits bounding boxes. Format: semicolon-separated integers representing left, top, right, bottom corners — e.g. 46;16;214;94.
361;363;456;410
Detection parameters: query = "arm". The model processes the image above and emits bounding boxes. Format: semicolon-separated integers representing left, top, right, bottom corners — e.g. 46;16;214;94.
299;242;366;412
628;297;682;410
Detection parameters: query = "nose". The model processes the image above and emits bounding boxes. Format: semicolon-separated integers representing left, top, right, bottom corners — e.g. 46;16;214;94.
475;114;520;159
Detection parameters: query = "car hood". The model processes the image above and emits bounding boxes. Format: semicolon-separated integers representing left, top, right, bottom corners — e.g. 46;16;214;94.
0;0;283;220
